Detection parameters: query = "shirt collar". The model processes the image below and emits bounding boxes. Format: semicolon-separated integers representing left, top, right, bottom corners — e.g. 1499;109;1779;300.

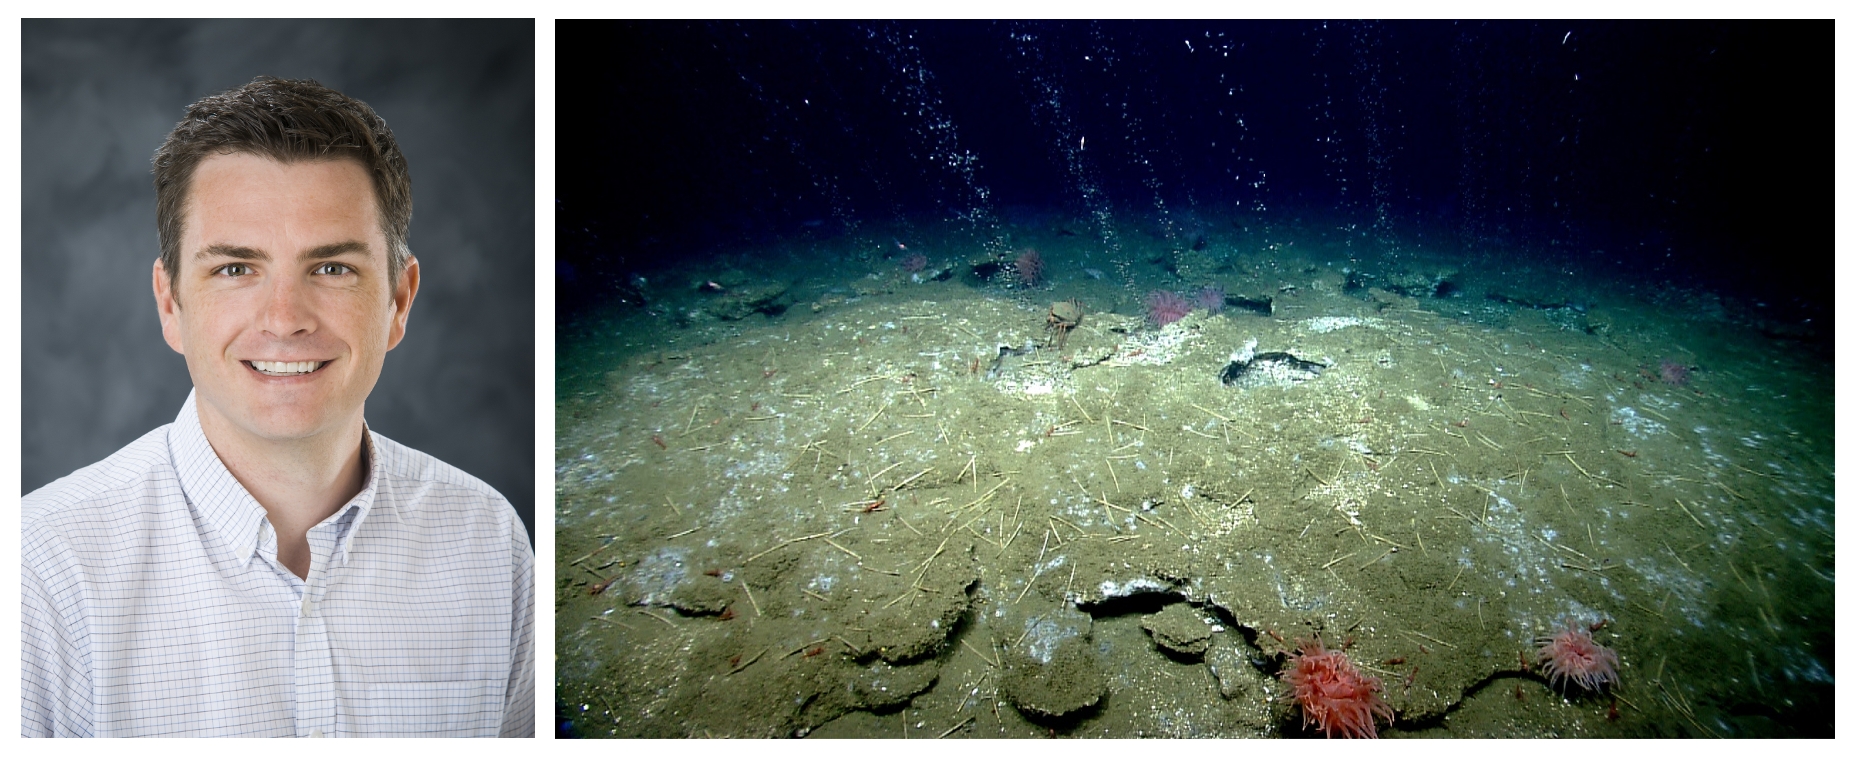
169;390;383;568
338;430;383;564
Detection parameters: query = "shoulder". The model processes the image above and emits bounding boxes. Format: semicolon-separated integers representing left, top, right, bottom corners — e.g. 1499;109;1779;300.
22;425;177;539
367;430;524;540
370;430;511;507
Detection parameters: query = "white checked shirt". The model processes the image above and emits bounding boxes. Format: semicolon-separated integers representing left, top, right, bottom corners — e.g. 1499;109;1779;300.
21;391;535;737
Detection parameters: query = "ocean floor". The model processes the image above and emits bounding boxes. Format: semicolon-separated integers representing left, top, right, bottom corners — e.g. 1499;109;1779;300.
555;214;1833;738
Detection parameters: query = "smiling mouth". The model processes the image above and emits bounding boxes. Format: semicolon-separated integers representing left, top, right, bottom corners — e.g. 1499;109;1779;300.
247;360;329;376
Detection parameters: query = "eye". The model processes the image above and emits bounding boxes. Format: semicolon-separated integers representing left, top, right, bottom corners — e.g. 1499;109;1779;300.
315;262;354;276
215;263;252;277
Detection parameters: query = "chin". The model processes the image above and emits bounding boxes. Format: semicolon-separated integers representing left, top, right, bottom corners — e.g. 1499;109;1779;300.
219;390;351;439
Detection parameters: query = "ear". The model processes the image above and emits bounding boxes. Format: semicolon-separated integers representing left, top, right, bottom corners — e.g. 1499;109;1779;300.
385;256;420;351
153;259;186;354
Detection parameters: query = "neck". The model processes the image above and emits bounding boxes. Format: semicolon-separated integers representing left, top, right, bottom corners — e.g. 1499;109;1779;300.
194;396;368;577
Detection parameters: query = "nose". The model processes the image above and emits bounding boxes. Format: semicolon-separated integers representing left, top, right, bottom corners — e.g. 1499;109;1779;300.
257;274;317;338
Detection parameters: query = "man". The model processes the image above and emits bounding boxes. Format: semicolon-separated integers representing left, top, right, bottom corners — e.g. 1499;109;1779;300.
21;77;534;737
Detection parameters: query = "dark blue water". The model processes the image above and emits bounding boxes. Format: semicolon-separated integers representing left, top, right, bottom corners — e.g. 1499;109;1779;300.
563;20;1826;332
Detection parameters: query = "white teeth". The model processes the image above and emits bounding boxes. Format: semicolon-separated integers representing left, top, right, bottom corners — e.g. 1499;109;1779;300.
252;361;322;375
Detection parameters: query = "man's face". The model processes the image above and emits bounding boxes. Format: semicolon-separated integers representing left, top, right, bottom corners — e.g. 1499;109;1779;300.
155;153;417;443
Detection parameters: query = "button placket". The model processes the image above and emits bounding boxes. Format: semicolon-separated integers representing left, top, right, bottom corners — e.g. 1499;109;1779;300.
293;520;342;737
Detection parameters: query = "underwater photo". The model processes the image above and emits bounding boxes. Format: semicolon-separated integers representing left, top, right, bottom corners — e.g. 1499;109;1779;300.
555;20;1830;738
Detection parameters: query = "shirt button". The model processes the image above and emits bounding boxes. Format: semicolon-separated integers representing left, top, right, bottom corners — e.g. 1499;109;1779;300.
310;729;325;738
300;596;314;617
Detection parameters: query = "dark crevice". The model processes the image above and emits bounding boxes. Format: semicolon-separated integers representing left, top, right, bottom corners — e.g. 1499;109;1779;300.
1072;589;1187;618
1227;295;1273;315
1385;668;1563;733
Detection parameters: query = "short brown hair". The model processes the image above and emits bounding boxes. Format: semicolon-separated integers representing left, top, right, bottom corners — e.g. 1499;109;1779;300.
153;76;412;303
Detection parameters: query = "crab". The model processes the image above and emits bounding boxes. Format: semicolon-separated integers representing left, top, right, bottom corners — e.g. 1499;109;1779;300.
1045;298;1084;349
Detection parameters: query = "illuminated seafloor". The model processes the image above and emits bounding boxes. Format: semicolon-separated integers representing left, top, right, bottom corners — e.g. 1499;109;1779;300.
554;210;1832;738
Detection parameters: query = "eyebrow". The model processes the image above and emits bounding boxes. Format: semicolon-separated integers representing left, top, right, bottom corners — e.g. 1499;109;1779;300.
197;241;371;262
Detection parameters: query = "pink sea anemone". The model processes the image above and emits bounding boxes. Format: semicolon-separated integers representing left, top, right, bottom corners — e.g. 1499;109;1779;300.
1282;636;1394;739
1191;284;1226;315
1145;290;1193;327
1658;359;1691;386
900;253;928;273
1535;622;1620;694
1013;249;1045;287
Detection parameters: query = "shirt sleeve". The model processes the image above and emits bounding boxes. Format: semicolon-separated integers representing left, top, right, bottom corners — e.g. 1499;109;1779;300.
498;519;536;738
21;529;93;738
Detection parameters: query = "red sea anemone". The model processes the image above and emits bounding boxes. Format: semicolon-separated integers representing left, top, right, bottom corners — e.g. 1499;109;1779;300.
1144;290;1193;327
1535;622;1620;693
1013;249;1045;287
1282;636;1394;739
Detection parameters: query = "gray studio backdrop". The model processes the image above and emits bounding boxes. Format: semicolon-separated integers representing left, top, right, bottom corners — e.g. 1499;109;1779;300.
22;19;536;542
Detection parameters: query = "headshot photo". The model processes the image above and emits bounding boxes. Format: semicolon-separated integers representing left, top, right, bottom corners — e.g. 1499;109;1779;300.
20;19;536;737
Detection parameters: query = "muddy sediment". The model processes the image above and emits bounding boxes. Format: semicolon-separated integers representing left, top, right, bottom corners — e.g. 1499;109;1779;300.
558;218;1832;738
